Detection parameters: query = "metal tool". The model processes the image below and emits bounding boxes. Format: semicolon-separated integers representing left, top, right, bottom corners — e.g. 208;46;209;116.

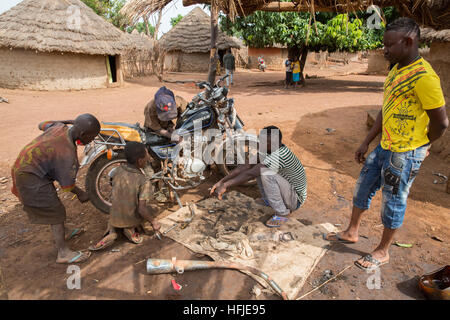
162;223;178;235
146;257;288;300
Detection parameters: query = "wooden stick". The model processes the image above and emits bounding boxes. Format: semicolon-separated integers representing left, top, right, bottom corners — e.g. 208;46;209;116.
296;265;353;300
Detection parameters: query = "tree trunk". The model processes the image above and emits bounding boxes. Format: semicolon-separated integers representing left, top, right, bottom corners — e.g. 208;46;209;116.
143;15;150;36
299;46;308;85
154;8;163;40
208;1;219;84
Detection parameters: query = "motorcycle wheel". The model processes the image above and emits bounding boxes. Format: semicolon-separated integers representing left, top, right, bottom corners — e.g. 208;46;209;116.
85;151;127;214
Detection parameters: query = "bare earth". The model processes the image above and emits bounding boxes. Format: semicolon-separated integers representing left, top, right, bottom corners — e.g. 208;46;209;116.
0;62;448;300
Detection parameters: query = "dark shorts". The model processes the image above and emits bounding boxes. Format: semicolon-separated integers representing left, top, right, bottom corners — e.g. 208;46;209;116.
14;172;66;225
285;72;292;84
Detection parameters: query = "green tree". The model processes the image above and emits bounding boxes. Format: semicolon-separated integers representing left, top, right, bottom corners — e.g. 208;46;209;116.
170;14;184;27
220;7;398;82
81;0;129;30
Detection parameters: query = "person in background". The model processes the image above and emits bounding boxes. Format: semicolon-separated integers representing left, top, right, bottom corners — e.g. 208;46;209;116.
284;57;293;89
292;57;301;89
223;49;236;87
11;114;101;264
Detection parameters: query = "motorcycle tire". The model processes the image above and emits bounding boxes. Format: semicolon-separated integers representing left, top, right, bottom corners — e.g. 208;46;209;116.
85;151;127;214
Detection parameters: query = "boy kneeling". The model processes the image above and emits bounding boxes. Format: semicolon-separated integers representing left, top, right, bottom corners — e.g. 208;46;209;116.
90;142;160;250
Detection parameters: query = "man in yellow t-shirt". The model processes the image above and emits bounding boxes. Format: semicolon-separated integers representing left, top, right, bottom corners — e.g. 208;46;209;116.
324;18;448;270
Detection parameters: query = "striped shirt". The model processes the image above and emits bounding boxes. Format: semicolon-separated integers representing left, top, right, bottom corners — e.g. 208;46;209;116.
261;145;307;204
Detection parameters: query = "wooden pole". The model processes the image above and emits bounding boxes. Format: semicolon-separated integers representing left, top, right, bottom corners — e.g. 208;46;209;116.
208;0;219;85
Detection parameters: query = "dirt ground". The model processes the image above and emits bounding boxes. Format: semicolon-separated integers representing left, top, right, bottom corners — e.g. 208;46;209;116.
0;61;448;300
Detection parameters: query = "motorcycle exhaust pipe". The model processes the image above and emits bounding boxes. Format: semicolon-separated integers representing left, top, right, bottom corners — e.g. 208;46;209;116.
146;258;288;300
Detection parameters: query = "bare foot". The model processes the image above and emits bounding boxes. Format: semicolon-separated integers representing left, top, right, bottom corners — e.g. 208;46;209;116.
324;231;358;243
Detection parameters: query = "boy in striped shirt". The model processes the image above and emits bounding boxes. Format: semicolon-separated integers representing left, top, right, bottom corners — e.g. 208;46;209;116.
211;126;307;227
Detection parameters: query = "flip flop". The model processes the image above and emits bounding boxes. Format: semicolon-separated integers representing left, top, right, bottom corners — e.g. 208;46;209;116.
323;232;356;244
265;215;289;228
354;254;389;270
56;251;91;264
88;233;117;251
123;228;143;244
65;228;85;241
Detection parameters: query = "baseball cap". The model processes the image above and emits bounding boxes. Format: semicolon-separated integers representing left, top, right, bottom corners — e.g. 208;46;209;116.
154;86;177;121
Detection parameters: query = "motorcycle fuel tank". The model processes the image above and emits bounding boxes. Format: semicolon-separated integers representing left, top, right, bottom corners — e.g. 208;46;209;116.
175;106;214;135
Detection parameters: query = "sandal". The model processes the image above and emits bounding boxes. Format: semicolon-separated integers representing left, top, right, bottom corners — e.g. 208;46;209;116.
56;250;91;264
265;215;289;228
354;254;389;270
323;232;356;244
88;233;117;251
123;228;143;244
65;228;85;241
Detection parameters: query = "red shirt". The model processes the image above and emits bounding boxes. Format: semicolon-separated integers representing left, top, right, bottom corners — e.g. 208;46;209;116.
11;122;78;197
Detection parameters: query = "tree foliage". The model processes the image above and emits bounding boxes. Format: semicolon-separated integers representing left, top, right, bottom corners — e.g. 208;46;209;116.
81;0;129;30
170;14;184;27
221;7;398;52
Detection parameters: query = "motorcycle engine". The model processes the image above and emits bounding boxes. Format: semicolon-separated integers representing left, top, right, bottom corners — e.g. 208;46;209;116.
182;157;206;177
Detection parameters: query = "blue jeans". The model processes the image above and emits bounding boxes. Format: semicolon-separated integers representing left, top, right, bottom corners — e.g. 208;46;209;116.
226;69;233;86
353;144;428;229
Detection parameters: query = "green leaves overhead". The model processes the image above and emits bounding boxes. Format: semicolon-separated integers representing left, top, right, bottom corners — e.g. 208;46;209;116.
220;10;387;52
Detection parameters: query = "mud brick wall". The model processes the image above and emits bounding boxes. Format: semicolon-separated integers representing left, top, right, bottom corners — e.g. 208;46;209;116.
0;48;109;90
248;47;289;71
164;51;210;72
427;42;450;163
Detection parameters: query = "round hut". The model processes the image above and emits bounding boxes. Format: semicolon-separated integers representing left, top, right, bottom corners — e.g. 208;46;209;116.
160;7;241;72
0;0;128;90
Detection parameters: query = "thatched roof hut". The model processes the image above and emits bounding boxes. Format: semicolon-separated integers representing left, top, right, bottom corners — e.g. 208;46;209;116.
0;0;128;90
160;7;241;72
160;7;241;53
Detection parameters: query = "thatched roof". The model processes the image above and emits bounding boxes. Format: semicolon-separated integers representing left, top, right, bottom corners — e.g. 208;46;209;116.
0;0;128;55
125;30;155;51
160;7;241;53
421;28;450;43
123;0;450;30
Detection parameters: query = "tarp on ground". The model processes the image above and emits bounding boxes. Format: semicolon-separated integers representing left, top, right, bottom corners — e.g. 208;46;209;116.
158;191;337;299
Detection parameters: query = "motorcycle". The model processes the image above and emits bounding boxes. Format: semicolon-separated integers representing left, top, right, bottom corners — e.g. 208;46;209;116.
258;56;266;72
80;75;258;213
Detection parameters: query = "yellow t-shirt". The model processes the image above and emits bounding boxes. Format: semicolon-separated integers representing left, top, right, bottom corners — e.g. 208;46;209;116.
381;57;445;152
292;61;301;74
